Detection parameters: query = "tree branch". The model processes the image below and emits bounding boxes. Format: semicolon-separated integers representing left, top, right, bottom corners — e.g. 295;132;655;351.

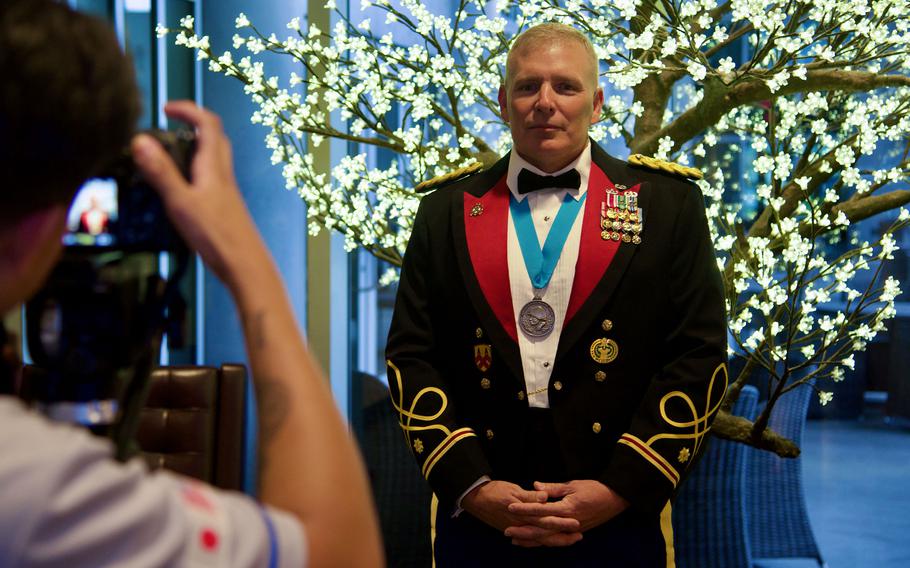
711;411;800;457
631;73;672;142
631;70;910;156
833;189;910;226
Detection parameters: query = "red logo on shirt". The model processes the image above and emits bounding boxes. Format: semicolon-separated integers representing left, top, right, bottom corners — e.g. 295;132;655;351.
181;483;215;513
200;528;220;551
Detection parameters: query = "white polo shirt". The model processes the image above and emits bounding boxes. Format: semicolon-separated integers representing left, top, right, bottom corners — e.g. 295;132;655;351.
0;396;306;567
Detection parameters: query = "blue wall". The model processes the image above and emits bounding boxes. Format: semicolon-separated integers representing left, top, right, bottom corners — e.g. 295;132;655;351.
199;0;308;491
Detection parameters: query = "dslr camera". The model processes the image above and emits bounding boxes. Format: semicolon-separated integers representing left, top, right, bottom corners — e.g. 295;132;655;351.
61;129;193;250
23;129;193;458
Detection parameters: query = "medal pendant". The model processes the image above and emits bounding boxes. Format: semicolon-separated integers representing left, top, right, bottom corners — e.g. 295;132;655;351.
519;298;556;338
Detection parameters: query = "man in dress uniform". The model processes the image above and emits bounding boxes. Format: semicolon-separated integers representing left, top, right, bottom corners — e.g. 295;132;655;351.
386;23;727;567
0;2;382;566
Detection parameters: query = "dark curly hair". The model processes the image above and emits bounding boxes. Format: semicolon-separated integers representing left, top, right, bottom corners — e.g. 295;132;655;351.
0;0;141;225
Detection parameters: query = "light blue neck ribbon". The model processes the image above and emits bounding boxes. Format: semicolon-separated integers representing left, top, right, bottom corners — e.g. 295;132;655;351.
510;192;587;290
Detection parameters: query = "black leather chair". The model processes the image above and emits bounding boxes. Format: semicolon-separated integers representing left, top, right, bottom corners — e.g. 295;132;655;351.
137;364;248;491
22;363;248;491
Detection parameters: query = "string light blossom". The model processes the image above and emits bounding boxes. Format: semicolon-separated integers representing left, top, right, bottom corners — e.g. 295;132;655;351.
164;0;910;454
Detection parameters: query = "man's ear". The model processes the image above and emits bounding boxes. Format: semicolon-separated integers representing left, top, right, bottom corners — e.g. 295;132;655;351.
498;85;509;123
0;206;67;308
590;87;605;125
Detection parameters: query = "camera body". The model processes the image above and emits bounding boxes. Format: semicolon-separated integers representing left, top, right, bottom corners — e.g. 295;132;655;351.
63;129;194;251
23;129;192;454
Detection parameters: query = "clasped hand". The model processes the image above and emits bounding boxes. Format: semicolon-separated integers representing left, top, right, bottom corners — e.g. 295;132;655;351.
464;479;629;548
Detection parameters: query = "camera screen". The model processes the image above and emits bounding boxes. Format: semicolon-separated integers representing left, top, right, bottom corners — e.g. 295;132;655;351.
63;178;119;247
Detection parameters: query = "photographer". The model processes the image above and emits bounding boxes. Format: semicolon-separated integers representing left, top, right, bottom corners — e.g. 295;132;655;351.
0;1;382;566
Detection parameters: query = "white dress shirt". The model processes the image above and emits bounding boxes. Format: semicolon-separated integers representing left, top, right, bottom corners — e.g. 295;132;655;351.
454;144;593;513
507;143;591;408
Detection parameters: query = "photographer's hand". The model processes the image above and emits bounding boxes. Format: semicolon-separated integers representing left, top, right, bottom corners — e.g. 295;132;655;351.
131;101;266;288
132;101;383;568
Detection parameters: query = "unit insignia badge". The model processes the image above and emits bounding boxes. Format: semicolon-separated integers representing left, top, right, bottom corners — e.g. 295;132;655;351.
590;338;619;364
474;344;492;372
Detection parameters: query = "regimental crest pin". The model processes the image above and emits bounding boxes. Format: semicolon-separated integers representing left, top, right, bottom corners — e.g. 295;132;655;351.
590;338;619;364
470;203;484;217
474;344;492;372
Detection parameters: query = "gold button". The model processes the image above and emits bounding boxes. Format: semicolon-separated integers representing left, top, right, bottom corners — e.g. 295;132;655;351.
592;422;602;434
595;371;606;382
480;378;491;389
602;319;613;332
553;381;563;391
475;327;483;338
486;429;494;440
518;391;525;401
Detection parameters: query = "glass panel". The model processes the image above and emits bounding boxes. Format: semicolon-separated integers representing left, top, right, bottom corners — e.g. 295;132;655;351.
159;0;198;365
164;1;195;105
73;0;113;19
123;4;154;129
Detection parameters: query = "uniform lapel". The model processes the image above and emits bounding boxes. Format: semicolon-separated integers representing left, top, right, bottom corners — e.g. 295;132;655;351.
556;144;652;364
451;155;524;383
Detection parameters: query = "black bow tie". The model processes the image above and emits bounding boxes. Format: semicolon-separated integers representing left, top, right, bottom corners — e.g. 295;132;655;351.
517;168;581;194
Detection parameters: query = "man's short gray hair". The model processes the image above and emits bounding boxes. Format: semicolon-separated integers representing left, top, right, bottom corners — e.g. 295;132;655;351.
504;23;599;88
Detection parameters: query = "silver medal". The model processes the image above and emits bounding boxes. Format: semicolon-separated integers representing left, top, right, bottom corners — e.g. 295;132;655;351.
519;298;556;338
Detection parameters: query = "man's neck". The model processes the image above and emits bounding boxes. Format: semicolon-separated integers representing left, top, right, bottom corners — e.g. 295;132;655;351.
516;153;575;174
514;144;589;174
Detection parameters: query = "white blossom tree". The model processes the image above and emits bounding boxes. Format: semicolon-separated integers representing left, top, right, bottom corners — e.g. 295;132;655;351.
163;0;910;456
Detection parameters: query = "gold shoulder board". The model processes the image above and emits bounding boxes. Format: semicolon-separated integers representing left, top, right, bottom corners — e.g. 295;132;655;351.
415;161;483;193
628;154;703;181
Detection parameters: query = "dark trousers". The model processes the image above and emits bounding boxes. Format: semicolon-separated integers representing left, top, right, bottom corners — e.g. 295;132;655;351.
433;409;669;568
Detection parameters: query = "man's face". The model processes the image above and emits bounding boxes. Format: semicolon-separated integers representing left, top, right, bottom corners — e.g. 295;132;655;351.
499;40;604;173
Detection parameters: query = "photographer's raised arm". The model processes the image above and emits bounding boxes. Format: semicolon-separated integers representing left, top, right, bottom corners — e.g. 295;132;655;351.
132;101;383;568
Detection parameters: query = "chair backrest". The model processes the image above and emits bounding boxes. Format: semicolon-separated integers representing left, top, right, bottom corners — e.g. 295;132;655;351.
355;372;432;568
20;362;248;491
747;381;824;564
673;385;759;568
137;364;248;491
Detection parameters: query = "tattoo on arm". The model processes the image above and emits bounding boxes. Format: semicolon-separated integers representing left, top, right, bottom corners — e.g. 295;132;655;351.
251;310;267;350
255;376;290;473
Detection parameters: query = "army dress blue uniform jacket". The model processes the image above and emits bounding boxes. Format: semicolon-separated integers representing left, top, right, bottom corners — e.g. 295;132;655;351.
385;142;728;543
